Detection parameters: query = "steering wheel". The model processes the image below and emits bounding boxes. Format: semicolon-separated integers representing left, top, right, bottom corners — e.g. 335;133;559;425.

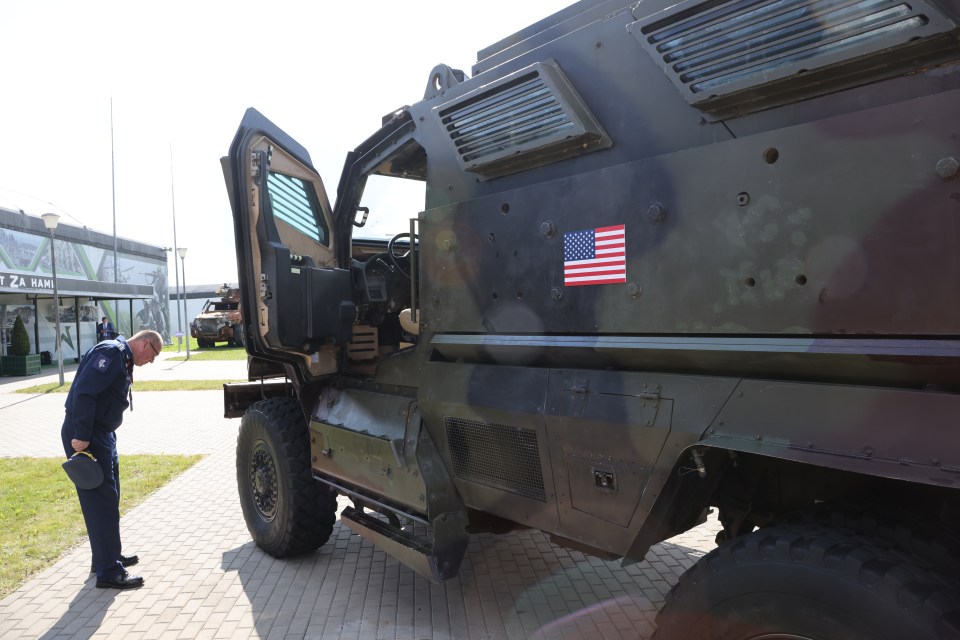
386;232;416;278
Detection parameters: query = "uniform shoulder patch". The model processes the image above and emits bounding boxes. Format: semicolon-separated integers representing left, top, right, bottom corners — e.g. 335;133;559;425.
94;356;111;372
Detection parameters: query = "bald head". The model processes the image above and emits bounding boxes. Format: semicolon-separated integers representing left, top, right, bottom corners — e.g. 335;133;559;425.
129;330;163;366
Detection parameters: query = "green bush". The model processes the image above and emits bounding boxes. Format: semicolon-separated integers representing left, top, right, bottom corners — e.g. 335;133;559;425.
9;316;30;356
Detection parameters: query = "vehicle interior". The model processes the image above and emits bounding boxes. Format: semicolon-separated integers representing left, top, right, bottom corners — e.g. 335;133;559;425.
241;121;425;380
345;174;423;372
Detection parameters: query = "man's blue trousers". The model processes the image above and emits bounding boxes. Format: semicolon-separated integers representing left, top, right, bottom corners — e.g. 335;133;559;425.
61;424;124;580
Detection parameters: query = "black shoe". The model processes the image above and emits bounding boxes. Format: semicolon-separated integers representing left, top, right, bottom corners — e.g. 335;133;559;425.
90;554;139;573
95;571;144;590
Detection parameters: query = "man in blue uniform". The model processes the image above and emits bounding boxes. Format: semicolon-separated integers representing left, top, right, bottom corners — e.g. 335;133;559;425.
61;329;163;589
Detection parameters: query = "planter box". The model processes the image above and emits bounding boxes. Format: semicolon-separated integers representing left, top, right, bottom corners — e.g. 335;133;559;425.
2;354;41;376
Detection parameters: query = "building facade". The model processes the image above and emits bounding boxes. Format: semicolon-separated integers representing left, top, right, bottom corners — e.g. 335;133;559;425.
0;206;168;362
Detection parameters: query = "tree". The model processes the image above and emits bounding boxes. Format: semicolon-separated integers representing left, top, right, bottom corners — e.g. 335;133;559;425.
9;315;31;356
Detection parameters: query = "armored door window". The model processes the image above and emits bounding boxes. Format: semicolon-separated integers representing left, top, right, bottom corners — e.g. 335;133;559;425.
267;171;329;246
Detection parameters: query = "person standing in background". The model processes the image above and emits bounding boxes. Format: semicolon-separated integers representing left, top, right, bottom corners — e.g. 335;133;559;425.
97;316;115;342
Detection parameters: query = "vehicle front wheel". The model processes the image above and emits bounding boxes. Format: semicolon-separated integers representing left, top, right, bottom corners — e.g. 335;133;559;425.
653;524;960;640
232;324;245;347
236;397;336;557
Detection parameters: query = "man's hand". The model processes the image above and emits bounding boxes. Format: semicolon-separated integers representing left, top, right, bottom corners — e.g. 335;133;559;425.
71;439;89;452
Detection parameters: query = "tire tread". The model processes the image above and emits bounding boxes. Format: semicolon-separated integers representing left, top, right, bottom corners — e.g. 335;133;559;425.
237;397;336;557
777;503;960;584
654;523;960;640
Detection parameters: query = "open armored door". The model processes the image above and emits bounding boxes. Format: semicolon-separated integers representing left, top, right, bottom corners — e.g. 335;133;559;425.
222;108;354;379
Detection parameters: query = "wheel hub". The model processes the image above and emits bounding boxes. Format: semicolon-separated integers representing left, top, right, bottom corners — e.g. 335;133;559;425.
249;442;278;521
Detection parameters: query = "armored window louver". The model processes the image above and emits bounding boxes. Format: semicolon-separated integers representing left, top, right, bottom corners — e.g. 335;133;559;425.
628;0;958;117
267;171;328;244
435;60;611;179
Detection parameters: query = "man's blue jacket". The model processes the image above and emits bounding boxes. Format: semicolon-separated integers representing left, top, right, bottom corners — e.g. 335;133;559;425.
63;337;133;442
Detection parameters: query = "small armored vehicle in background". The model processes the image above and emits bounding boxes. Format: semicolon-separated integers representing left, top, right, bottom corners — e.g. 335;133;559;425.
221;0;960;637
190;284;244;348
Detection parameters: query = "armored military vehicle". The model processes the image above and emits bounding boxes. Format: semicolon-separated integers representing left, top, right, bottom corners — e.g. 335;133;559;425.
221;0;960;636
190;284;244;348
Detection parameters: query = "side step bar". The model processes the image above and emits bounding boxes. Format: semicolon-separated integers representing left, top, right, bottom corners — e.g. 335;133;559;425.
340;506;468;582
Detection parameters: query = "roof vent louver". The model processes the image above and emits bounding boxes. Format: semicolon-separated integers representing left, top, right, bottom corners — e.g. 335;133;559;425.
436;60;611;179
628;0;959;117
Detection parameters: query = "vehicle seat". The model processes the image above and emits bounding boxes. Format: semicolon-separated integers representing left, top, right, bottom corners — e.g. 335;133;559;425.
399;309;419;336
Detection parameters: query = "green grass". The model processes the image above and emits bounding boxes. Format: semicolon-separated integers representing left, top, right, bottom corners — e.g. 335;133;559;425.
16;380;243;394
163;336;247;361
131;379;243;391
33;336;245;368
163;335;200;353
0;454;202;598
167;348;247;362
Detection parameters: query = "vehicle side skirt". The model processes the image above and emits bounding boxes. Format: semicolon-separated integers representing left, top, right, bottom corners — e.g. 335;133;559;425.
419;361;739;556
309;384;470;582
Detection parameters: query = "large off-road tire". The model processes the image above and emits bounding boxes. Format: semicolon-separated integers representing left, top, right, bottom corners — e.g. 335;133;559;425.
653;524;960;640
197;338;213;349
777;503;960;583
236;397;336;557
232;324;245;348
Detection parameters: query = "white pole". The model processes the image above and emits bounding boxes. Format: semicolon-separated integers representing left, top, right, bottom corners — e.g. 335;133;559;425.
42;218;65;387
110;97;118;284
169;143;182;351
178;248;190;361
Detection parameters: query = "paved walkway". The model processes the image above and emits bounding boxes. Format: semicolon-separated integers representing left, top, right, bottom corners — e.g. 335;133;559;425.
0;352;719;639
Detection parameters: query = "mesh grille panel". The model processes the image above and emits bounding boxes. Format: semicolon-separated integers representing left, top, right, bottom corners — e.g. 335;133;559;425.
444;417;546;502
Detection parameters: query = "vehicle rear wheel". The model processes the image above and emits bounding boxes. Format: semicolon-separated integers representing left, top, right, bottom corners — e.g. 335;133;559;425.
236;397;336;557
653;524;960;640
777;503;960;584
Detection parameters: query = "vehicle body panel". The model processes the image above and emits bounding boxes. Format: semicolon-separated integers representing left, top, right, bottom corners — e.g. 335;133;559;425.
222;0;960;591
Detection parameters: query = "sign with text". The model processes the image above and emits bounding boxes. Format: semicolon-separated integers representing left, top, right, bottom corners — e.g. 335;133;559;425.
0;272;54;292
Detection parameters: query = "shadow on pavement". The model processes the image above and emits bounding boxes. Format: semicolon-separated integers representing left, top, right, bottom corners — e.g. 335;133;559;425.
221;517;708;639
38;579;118;640
0;391;55;411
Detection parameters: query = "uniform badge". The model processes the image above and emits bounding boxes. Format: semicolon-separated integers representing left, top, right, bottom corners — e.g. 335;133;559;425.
95;356;110;372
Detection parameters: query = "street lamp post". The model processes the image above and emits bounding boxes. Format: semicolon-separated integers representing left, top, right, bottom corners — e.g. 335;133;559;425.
41;213;65;387
177;247;190;361
163;247;182;352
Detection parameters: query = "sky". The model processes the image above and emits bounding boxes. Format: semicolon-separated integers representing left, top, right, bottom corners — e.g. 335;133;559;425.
1;0;571;286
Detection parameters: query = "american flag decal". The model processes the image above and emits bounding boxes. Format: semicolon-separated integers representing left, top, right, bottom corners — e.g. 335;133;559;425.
563;224;626;286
